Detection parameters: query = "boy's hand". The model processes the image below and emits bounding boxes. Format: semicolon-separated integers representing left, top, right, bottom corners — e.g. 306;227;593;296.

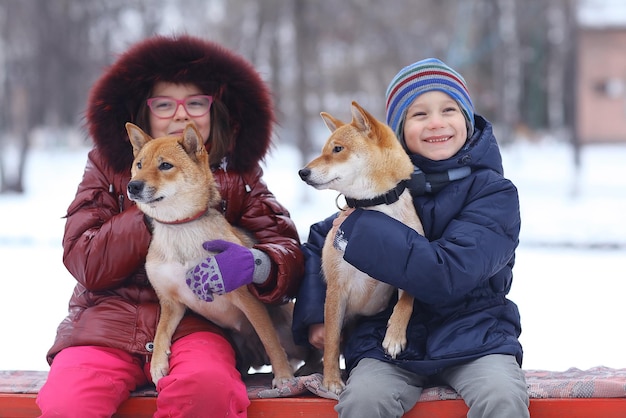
308;323;325;351
331;208;354;230
331;208;354;252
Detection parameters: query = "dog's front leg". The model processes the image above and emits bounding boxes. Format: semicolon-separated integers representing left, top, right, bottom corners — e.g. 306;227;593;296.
150;299;186;386
382;289;414;358
322;278;348;395
231;288;295;388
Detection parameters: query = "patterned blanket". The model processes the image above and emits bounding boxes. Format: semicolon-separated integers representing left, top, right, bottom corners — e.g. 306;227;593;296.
300;367;626;401
2;366;626;401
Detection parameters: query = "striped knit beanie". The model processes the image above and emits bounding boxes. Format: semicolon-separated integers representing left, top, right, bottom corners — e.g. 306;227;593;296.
385;58;475;143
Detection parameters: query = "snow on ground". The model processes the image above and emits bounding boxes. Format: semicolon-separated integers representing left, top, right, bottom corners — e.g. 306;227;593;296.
1;138;625;372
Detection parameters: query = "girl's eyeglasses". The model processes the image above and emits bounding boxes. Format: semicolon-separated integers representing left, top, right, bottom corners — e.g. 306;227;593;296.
146;95;213;119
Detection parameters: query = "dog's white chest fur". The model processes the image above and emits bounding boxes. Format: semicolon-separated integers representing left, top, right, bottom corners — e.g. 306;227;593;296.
146;218;250;331
323;194;419;320
333;258;395;317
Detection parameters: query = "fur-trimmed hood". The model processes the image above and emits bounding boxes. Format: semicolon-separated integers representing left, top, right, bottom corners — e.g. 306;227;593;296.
86;34;275;173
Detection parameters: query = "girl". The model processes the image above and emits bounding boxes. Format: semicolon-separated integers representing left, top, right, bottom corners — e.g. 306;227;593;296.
37;35;303;418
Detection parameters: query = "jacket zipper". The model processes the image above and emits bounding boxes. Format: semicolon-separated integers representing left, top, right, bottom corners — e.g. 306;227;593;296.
109;183;124;213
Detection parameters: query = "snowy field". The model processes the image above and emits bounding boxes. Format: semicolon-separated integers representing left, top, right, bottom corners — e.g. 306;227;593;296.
1;137;625;373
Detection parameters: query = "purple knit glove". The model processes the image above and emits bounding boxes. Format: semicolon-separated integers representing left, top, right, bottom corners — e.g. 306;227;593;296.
185;240;255;302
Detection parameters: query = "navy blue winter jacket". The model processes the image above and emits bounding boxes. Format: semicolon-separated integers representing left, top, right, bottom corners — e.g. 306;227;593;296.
292;115;523;376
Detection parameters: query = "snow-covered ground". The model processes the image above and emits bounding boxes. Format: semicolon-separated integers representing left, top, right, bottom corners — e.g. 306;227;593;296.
1;137;625;372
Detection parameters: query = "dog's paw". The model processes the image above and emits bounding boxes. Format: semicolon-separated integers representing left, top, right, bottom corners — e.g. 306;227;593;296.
150;367;169;385
303;373;340;400
150;352;171;385
255;376;308;398
322;377;345;397
150;362;170;385
272;375;296;389
382;330;407;359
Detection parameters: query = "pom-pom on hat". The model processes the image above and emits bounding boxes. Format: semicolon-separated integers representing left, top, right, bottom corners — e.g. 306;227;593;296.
385;58;475;143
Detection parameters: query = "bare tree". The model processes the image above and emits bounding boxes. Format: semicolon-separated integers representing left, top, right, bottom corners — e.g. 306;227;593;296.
0;0;42;193
495;0;522;142
0;0;166;194
0;0;583;194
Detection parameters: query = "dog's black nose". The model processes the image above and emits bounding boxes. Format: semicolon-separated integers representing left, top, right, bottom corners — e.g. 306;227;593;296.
298;168;311;181
127;180;144;196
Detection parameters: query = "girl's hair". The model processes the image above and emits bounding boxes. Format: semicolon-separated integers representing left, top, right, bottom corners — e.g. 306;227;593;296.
208;99;232;167
134;88;233;168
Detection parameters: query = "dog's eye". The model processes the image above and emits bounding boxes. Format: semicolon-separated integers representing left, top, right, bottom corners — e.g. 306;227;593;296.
136;161;142;169
333;146;343;153
159;162;173;171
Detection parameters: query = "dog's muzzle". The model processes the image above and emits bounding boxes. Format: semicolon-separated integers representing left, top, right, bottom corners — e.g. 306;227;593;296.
127;180;145;199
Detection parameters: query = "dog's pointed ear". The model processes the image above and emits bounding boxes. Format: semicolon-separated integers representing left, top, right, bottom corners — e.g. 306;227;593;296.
350;101;375;135
320;112;344;133
181;123;205;156
126;123;152;157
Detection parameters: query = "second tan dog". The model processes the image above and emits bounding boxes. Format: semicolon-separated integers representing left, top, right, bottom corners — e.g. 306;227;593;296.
299;101;424;395
125;122;295;388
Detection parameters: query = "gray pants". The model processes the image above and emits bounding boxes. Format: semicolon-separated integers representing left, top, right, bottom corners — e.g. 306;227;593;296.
335;354;529;418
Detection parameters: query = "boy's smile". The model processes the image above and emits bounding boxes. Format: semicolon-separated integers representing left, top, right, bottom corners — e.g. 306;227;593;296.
402;91;468;161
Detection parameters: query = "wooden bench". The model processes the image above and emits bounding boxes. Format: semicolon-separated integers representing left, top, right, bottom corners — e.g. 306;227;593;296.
2;369;626;417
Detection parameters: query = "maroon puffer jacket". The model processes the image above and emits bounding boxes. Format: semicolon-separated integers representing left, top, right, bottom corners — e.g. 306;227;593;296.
46;35;304;364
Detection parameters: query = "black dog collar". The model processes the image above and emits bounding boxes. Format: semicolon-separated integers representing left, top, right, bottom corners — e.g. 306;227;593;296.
344;181;407;208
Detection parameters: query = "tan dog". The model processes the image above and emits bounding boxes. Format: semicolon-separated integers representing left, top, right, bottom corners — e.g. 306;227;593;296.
125;122;295;388
298;101;424;395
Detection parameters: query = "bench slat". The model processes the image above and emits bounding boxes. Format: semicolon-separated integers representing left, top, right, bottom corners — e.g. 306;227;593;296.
3;393;626;418
4;368;626;417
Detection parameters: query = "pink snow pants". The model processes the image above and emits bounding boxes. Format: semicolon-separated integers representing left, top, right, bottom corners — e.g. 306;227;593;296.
36;331;250;417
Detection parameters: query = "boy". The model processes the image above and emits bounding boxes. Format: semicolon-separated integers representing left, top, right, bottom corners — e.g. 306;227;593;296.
293;58;529;418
